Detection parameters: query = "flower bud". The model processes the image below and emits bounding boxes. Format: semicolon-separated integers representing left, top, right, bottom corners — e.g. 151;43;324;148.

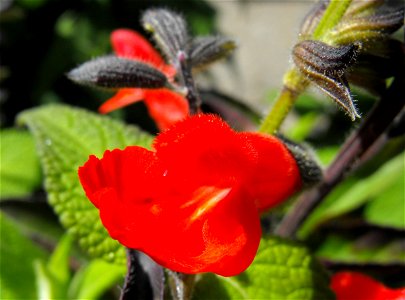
277;135;323;185
141;8;188;65
293;40;359;77
67;56;168;89
292;40;361;120
344;0;384;17
299;0;328;39
347;39;404;96
329;7;404;45
189;36;237;71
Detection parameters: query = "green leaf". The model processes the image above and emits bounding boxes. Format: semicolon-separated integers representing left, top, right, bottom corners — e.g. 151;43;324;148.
17;0;49;9
0;212;47;299
33;235;73;299
193;236;334;300
298;179;356;238
34;261;54;300
0;129;42;199
364;174;405;229
299;153;404;238
316;146;340;166
315;234;405;265
286;112;318;142
294;92;330;112
68;260;125;299
47;234;73;290
18;104;154;264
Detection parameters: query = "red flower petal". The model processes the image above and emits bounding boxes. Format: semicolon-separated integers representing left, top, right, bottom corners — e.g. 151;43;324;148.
79;146;260;276
144;89;189;131
154;114;258;189
98;88;189;130
241;133;301;212
79;147;164;246
101;29;184;127
145;185;261;276
99;89;144;114
154;115;300;207
111;29;166;68
331;272;405;300
78;115;301;276
111;29;176;78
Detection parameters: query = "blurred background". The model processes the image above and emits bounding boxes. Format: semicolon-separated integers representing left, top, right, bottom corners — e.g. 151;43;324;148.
1;0;404;299
0;0;315;129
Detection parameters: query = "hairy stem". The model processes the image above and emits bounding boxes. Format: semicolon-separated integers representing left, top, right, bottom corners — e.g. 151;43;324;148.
259;86;298;134
259;68;308;134
178;51;201;115
259;0;352;134
276;75;405;238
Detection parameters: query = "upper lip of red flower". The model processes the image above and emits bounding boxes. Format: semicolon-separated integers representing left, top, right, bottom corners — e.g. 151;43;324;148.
78;114;301;276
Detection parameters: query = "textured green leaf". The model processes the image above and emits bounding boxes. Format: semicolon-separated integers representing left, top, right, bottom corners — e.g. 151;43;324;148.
299;153;404;238
193;236;334;300
0;213;47;299
0;129;42;199
18;104;154;264
68;260;125;299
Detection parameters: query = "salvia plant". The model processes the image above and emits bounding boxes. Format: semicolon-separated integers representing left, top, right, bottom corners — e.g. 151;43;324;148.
1;0;404;299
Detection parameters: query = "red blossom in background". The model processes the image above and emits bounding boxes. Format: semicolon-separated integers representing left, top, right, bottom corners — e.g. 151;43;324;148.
99;29;189;130
78;114;301;276
331;272;405;300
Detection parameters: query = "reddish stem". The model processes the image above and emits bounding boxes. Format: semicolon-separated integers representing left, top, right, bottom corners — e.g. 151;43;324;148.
276;74;405;238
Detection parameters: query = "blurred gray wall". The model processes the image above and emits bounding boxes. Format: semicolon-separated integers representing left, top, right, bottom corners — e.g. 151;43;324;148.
206;1;314;112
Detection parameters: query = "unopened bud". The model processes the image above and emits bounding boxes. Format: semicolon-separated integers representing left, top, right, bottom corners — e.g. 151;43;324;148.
142;8;188;65
329;7;404;45
293;40;359;77
67;56;168;89
189;36;237;71
277;135;323;185
299;0;328;39
293;40;361;120
345;0;384;17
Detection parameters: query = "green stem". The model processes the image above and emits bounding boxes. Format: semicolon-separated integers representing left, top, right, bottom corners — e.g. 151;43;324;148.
312;0;352;40
259;87;297;134
259;68;307;134
259;0;352;134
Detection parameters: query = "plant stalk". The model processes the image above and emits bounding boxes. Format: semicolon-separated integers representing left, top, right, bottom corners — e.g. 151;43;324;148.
120;249;154;300
259;0;352;134
178;51;201;115
259;86;298;134
167;270;196;300
259;68;307;134
276;75;405;238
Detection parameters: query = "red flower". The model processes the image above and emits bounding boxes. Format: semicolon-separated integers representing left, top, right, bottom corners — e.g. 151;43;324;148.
99;29;189;131
331;272;405;300
78;114;301;276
